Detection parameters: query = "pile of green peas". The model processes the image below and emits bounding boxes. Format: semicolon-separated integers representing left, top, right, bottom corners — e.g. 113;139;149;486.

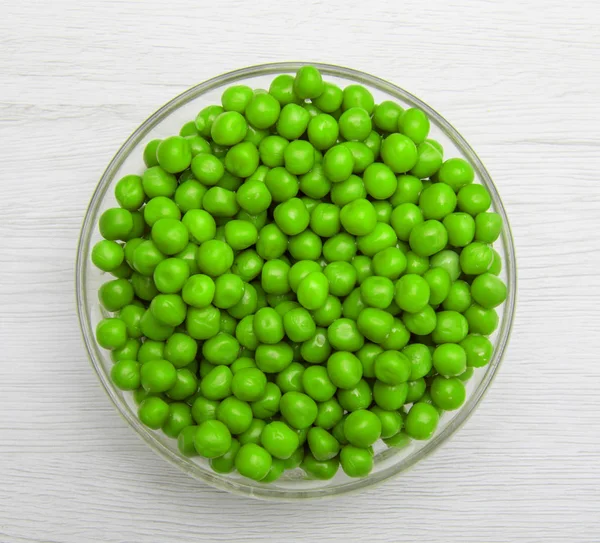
92;66;507;483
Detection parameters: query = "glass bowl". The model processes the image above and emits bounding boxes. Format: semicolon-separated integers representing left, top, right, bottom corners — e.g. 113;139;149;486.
76;62;516;500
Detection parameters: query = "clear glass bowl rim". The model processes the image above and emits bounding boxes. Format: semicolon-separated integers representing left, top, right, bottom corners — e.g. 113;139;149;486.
76;61;517;500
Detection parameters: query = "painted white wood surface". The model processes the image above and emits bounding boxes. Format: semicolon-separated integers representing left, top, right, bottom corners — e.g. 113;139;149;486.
1;0;599;541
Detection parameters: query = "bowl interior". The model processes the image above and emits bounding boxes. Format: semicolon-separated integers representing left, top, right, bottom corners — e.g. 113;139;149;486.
76;62;516;499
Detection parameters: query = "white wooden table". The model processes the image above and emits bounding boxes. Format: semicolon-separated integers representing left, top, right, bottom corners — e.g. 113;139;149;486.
2;1;599;541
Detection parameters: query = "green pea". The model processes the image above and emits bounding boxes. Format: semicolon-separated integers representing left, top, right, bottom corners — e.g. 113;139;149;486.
297;271;329;310
409;219;448;257
110;360;140;390
341;287;366;321
305;427;339;462
202;332;239;365
370;406;403;439
153;257;190;293
313;82;343;112
221;84;253;113
178;425;199;457
430;376;466;411
156;136;192;174
274;362;305;394
356;343;382;379
99;208;134;241
410;141;443;179
306;114;339;151
191;396;219;424
162;402;193;438
340;445;373;478
431;249;461;281
423;267;451;305
464;304;499;335
338;198;377;237
471;273;507;308
373;380;408;410
143;139;161;167
394;274;430;313
186;135;211;156
142;166;177;198
343;409;382;448
381;133;418;173
138;396;170;429
337;379;373;412
460;242;494;275
364;130;382;158
238;418;266;445
399;108;430;145
95;317;128;350
442;280;471;312
300;327;331;363
406;378;427;403
98;278;134;312
275;103;309;140
280;307;314;343
202;187;239;218
283;140;315;176
438;158;474;191
461;334;494;367
279;391;318;429
227;283;258;319
457;184;491;216
194;419;232;458
327;318;364;352
323;144;354;183
196;239;234;277
215;396;253;435
356;223;397;256
299;365;335;402
115;174;144;211
351;255;373;285
443;212;475;247
293;65;324;99
342;84;374;113
136;339;164;364
149;293;186;327
273;197;309;236
419;183;457;220
167;369;198;401
91;240;125;272
474;212;502;243
373;100;404;132
311;295;342;328
245;92;281;129
250;382;282;419
253;307;285;345
141;359;177;393
403;343;433;380
323;232;358;262
256;223;288;261
130;272;158;301
208;438;240;474
144;196;181;227
338;107;371;142
402;304;437;335
301;451;339;480
432;310;469;343
255;342;293;373
363;163;397;200
111;337;141;363
384;431;411;449
343;141;375;174
322;262;355;298
433;344;467;377
269;74;299;106
230;250;263;283
330;174;366;206
288;230;322;261
200;365;232;401
259;135;288;167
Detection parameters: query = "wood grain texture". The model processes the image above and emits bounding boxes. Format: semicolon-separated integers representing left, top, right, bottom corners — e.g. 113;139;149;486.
1;0;599;541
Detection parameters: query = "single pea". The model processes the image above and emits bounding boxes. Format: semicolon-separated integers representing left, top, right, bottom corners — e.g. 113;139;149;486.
322;144;354;183
186;134;212;156
131;240;164;277
402;343;433;380
471;272;507;308
359;276;394;309
245;92;281;129
138;397;170;429
233;315;258;352
227;283;259;319
299;165;331;201
443;212;476;247
326;351;363;390
200;365;233;401
236;181;272;216
270;199;308;238
398;108;430;145
373;100;404;132
351;255;373;285
389;175;422;206
288;261;321;293
373;380;408;411
327;318;364;352
457;184;492;216
301;365;336;402
162;402;193;438
136;339;164;364
142;166;177;199
181;274;215;309
438;158;474;191
422;267;451;305
342;84;374;113
300;328;332;364
230;356;256;374
302;452;339;480
199;360;217;379
230;250;262;283
91;240;124;272
129;272;158;301
311;295;342;328
432;310;469;343
223;141;259;178
430;376;466;411
202;187;239;218
312;81;343;112
221;84;253;113
296;271;329;311
408;219;448;258
340;445;373;478
143;139;161;167
430;249;461;281
371;406;403;439
305;427;339;462
174;180;206;214
196;239;234;277
234;443;272;480
163;332;197;370
343;141;375;174
215;396;253;435
339;107;372;142
202;332;240;366
460;242;493;275
140;310;174;341
177;425;199;457
99;208;134;241
323;262;356;298
259;420;300;461
293;65;324;99
167;368;198;402
156;136;192;174
209;111;247;147
355;343;382;379
151;218;189;256
343;409;381;448
98;278;134;312
112;337;141;363
369;247;406;282
153;257;189;294
306;113;339;151
149;293;186;327
394;274;430;313
282;307;316;343
96;318;128;350
253;307;285;345
258;260;289;296
410;141;443;179
474;212;502;243
461;334;494;367
258;135;288;167
275;103;310;140
186;305;220;340
194;419;232;458
380;318;411;350
250;382;282;419
372;200;393;224
110;360;140;391
313;397;344;431
255;342;293;373
330;174;366;206
404;402;439;440
283;140;315;176
433;344;467;377
195;105;224;138
363;131;381;160
288;230;322;261
273;362;304;394
140;359;177;393
381;133;418;173
144;196;181;227
263;167;299;204
464;304;499;335
374;351;412;385
115;174;144;211
279;392;318;429
384;431;411;449
419;183;457;221
339;198;377;237
357;223;398;257
441;280;471;313
212;273;244;310
362;162;397;200
238;418;266;445
267;74;299;106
